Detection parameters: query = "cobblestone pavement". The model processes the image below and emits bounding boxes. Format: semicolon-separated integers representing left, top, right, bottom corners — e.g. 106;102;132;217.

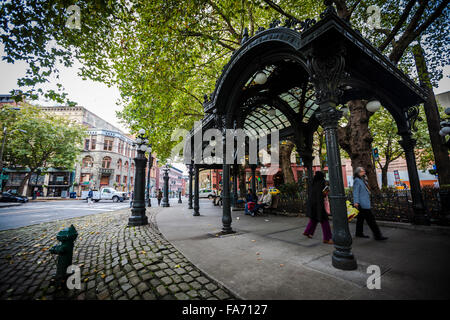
0;206;237;300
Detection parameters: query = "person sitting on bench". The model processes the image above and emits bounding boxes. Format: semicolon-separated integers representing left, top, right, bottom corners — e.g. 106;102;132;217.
244;189;257;215
250;188;272;216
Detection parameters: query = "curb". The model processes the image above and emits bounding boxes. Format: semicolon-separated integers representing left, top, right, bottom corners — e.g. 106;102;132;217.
0;203;22;208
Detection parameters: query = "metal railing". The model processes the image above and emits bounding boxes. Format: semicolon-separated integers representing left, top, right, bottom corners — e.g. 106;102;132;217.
271;188;449;225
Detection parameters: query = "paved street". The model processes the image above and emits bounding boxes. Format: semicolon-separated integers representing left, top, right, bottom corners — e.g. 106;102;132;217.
0;198;182;231
0;203;235;300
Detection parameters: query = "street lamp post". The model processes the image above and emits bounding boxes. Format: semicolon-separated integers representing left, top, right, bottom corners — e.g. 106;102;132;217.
161;164;170;207
128;129;150;226
146;144;153;207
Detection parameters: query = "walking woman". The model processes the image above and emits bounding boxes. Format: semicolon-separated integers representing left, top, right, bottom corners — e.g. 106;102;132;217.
157;188;163;206
353;167;388;240
303;171;333;244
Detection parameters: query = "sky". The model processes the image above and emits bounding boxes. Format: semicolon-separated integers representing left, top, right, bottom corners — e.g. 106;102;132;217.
1;45;449;175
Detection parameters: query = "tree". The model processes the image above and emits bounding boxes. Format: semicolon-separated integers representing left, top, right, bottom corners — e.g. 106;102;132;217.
279;140;295;184
0;105;86;195
0;0;323;161
332;0;449;189
370;106;433;188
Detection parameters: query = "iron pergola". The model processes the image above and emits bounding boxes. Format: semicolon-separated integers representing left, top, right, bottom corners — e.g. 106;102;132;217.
185;1;427;271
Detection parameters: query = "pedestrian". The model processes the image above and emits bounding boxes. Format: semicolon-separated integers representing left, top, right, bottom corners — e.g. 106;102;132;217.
129;191;134;208
303;171;333;244
87;188;93;206
157;188;163;206
353;167;388;241
250;188;272;216
244;189;257;215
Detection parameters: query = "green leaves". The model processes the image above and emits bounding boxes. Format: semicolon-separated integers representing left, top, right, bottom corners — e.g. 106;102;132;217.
1;104;86;172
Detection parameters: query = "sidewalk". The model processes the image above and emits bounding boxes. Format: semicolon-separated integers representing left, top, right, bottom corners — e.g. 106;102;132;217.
156;200;450;299
0;205;236;300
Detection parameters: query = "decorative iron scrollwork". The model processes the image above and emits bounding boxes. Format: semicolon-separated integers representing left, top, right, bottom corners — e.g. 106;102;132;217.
320;0;337;19
269;19;281;28
307;47;347;104
407;105;423;132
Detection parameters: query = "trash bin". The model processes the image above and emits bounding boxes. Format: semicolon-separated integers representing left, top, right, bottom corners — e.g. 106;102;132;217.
69;192;77;199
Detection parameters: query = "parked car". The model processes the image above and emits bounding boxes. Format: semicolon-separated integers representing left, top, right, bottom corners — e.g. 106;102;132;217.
81;187;128;202
0;192;29;203
257;187;281;195
199;188;216;199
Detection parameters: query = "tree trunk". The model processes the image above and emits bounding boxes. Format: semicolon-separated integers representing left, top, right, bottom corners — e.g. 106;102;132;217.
279;141;295;184
18;172;32;196
381;164;389;189
238;164;246;195
337;100;380;194
413;43;450;186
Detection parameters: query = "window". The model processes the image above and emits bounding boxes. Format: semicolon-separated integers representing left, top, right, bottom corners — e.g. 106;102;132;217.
82;156;94;168
102;156;112;168
84;139;90;150
117;159;122;171
123;176;127;184
118;140;124;154
130;177;133;186
90;136;97;150
115;175;121;183
124;161;129;172
103;138;114;151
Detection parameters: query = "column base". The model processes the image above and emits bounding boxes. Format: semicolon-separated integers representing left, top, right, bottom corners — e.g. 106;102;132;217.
178;199;182;203
332;250;357;270
128;215;148;226
220;227;235;235
162;203;170;207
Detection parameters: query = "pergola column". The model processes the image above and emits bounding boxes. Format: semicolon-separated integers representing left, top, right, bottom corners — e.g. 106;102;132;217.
232;164;238;207
188;163;193;209
399;133;429;225
302;153;314;217
193;165;200;216
308;47;357;270
250;164;257;193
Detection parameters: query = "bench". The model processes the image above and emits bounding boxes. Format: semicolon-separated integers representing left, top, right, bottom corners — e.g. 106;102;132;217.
262;195;279;215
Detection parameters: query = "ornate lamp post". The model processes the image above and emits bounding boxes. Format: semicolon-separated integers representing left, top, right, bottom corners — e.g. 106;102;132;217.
161;164;170;207
145;144;153;207
128;129;150;226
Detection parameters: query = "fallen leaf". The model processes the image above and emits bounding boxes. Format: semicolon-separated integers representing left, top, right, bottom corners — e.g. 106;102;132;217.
256;252;260;255
251;240;256;242
280;264;284;267
101;274;106;279
84;278;89;282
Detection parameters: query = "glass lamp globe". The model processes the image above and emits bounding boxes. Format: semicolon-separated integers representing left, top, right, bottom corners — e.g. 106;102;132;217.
366;100;381;113
254;72;267;85
440;127;450;136
138;129;146;135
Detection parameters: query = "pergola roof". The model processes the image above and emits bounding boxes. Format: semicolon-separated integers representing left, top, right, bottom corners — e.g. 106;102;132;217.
186;4;427;164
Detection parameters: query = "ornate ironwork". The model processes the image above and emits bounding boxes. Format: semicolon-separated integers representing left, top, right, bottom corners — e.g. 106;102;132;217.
269;19;281;28
407;105;423;132
320;0;337;19
307;47;347;104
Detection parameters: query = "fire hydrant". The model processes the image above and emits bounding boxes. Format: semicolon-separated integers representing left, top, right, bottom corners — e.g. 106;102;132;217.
49;224;78;284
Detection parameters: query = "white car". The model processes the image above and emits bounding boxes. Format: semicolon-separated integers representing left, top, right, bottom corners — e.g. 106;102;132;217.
82;187;127;202
199;188;216;199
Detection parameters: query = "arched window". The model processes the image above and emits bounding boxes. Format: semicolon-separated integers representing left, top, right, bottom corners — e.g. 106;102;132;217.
117;159;122;171
102;156;112;169
82;156;93;168
124;161;129;172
